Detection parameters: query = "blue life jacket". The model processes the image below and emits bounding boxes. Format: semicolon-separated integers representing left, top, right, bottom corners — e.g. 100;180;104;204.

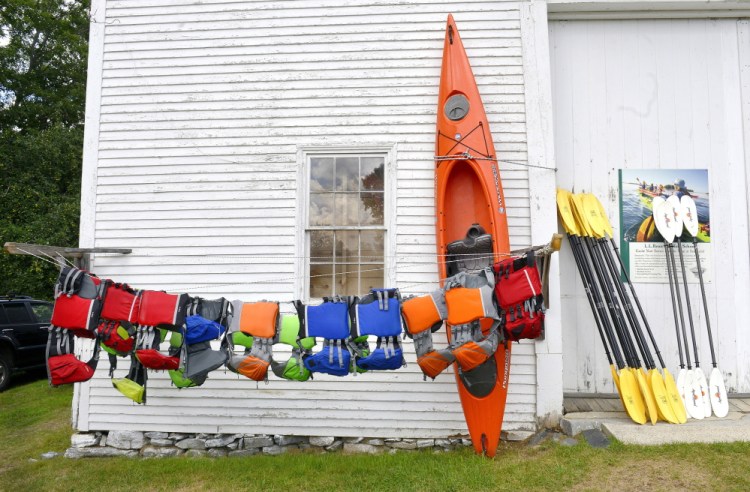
294;298;354;377
352;288;405;371
185;315;225;345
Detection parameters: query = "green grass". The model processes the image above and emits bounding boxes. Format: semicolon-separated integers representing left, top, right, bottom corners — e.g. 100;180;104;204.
3;377;750;491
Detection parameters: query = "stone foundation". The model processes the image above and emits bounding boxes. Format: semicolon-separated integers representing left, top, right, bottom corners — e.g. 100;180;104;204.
64;431;480;458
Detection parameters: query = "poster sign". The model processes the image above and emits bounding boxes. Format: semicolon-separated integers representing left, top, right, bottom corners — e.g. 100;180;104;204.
619;169;711;284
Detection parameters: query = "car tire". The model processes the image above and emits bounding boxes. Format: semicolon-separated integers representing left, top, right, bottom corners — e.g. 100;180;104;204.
0;353;11;392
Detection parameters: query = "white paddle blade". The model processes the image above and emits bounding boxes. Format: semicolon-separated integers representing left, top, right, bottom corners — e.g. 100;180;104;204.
685;371;705;419
680;195;700;238
710;367;730;418
676;368;689;418
652;198;674;243
694;368;712;417
666;195;684;240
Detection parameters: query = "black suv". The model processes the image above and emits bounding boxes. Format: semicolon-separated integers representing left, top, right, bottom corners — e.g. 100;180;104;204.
0;295;53;391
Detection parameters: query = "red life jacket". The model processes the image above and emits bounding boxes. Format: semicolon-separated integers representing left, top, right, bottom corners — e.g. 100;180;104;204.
493;254;545;342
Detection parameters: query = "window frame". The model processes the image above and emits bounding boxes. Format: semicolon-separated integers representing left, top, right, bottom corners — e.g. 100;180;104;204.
297;146;397;301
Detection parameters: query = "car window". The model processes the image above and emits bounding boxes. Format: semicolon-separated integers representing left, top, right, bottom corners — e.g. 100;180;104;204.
4;304;33;324
0;308;7;324
30;303;53;324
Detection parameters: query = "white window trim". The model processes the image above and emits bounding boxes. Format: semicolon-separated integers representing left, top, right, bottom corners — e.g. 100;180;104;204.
296;145;397;301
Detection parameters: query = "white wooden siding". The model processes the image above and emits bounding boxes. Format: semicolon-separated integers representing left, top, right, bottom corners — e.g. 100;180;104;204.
550;19;750;394
79;0;537;437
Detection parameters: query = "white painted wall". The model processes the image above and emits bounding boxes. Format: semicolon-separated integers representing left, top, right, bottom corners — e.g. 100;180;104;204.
77;0;550;437
550;18;750;393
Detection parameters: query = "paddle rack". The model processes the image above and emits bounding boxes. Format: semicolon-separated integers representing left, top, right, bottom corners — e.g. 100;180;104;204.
3;241;132;270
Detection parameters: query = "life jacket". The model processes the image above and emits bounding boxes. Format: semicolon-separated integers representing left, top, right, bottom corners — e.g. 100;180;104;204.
100;281;140;324
227;300;279;382
112;356;147;404
294;297;353;377
98;322;135;377
132;291;192;371
351;288;405;371
137;290;191;331
443;268;503;373
179;297;231;383
46;267;105;386
46;327;100;386
493;253;545;342
401;290;455;379
98;282;140;375
135;328;177;370
270;315;315;382
167;331;207;388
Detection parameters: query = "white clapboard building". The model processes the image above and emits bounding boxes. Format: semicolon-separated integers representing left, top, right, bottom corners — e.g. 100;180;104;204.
77;0;750;437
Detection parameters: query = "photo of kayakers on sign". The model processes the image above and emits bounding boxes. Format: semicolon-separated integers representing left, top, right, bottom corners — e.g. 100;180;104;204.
618;169;711;284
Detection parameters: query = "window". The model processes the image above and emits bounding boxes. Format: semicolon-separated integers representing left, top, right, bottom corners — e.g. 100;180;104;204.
307;154;387;298
30;303;53;324
4;304;32;324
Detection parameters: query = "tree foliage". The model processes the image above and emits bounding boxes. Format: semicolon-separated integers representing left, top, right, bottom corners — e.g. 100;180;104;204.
0;0;90;299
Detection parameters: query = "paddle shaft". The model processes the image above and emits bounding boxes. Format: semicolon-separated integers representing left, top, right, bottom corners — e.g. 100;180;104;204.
668;243;693;368
581;236;640;369
569;234;626;369
597;237;657;370
691;238;717;367
566;233;617;367
607;238;669;370
676;238;701;367
663;242;685;368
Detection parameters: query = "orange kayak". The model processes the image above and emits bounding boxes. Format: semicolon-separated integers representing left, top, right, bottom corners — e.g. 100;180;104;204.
435;14;512;458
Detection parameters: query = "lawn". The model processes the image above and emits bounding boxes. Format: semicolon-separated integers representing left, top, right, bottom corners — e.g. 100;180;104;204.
2;376;750;492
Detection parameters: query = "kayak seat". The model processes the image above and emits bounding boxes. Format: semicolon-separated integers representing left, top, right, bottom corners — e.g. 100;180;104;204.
445;224;494;276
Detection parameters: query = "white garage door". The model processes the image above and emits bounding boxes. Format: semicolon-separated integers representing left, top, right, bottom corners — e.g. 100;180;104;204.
550;19;750;394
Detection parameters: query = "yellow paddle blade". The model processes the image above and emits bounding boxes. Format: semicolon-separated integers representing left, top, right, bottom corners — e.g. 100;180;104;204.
663;368;688;423
610;365;627;411
619;369;647;424
590;193;615;239
556;189;579;235
649;369;679;424
610;364;621;391
581;194;606;239
635;368;659;425
569;193;594;237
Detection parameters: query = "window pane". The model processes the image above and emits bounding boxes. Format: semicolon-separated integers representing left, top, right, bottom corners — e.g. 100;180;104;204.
310;264;333;298
335;157;359;192
336;263;359;297
310;230;333;262
361;157;384;191
335;230;358;263
360;264;384;292
310;193;334;226
31;303;53;324
335;193;359;226
310;157;334;191
360;192;384;225
4;304;32;323
360;230;384;262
